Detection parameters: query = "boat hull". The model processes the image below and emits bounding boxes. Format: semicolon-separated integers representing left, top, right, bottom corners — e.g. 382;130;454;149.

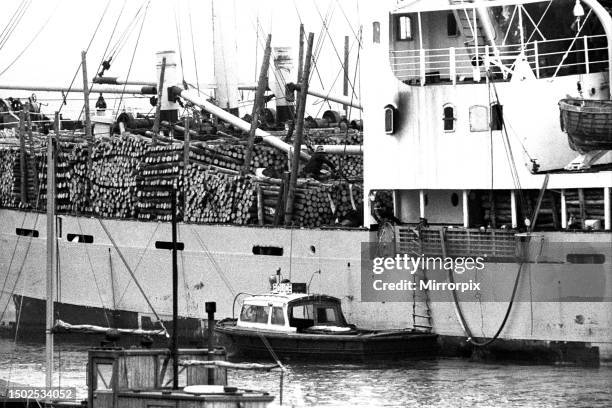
215;324;439;361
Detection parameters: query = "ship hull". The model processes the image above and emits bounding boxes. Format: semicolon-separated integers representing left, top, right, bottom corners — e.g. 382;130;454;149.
1;209;610;364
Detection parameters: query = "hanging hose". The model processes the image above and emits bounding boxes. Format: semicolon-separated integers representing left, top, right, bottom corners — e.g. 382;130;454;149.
440;227;526;347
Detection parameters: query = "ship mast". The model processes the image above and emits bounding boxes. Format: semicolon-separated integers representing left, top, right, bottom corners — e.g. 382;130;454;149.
212;0;241;114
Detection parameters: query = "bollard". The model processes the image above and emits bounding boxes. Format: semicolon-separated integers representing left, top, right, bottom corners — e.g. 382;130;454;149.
205;302;217;384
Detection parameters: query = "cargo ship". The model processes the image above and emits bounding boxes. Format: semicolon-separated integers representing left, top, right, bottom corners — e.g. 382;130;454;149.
1;0;611;365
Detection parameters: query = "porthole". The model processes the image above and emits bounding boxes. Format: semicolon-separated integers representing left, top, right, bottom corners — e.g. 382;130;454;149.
451;193;459;207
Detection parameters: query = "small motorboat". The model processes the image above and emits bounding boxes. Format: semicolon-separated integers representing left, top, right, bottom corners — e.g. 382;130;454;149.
215;282;439;361
559;98;612;153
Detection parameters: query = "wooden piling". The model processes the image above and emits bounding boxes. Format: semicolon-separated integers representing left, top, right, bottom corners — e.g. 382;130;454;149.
285;33;314;225
242;34;272;175
152;57;167;144
18;110;27;204
26;108;38;204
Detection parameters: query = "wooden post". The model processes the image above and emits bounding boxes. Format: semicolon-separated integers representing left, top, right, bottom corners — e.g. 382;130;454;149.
46;113;58;395
26;108;38;204
257;184;264;226
343;35;349;113
489;190;497;228
297;24;305;88
578;188;586;228
285;33;314;225
274;172;288;226
419;190;425;219
81;51;93;143
549;191;560;229
18;110;27;204
604;187;611;230
511;190;518;228
242;34;272;175
561;189;567;228
152;57;167;145
183;114;190;208
462;190;469;228
171;189;179;390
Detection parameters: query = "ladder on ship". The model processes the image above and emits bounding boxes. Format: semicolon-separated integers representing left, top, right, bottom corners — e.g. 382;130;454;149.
396;227;433;333
449;0;512;79
450;1;487;52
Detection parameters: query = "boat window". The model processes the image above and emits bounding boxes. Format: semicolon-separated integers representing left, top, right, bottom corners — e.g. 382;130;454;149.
566;254;605;264
443;104;456;132
67;233;94;244
240;305;269;324
316;307;339;325
271;307;285;326
94;362;113;390
291;304;314;320
15;228;39;237
397;15;413;41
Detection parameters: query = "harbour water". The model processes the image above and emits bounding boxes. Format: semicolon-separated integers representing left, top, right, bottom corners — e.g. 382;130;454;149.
1;339;611;407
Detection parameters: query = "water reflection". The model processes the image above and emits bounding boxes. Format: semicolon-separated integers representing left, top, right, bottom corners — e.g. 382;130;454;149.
1;340;611;407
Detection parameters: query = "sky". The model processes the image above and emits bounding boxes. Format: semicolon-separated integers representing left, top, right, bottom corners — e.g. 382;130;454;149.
0;0;365;120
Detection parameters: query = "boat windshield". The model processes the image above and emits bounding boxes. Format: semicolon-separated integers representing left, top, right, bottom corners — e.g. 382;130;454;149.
289;301;344;331
240;304;269;324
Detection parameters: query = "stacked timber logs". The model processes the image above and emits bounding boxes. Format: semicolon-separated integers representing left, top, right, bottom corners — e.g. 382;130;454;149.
0;148;17;207
184;167;256;224
137;143;182;221
330;182;364;221
89;135;149;218
253;178;362;227
0;129;366;229
480;190;514;228
68;143;91;213
564;188;606;227
38;136;85;212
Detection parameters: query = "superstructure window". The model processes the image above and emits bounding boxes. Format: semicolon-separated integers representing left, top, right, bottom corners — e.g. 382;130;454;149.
447;13;459;37
443;104;456;132
469;105;489;132
373;22;380;43
397;16;413;41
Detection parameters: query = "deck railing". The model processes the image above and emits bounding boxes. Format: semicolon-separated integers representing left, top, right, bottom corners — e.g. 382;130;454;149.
389;34;608;85
396;226;518;260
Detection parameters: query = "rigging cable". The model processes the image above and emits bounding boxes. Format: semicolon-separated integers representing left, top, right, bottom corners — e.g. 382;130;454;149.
0;0;32;52
174;3;186;86
114;1;150;120
0;0;58;78
312;0;359;102
98;218;168;334
58;0;112;113
188;0;201;96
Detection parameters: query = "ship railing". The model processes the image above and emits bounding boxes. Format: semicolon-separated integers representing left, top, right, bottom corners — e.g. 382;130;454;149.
389;33;608;85
395;225;518;260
